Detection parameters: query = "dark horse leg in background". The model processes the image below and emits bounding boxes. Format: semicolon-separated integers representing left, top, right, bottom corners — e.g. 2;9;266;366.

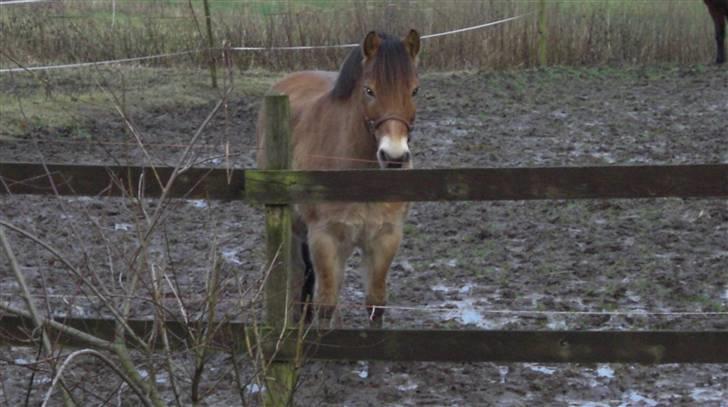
705;0;727;64
301;242;315;322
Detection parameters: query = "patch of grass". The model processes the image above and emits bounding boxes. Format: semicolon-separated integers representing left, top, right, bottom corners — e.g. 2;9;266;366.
403;223;418;237
0;92;103;137
0;67;276;138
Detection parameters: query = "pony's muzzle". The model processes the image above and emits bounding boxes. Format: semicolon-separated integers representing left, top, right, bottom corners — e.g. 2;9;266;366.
377;135;411;169
378;149;410;169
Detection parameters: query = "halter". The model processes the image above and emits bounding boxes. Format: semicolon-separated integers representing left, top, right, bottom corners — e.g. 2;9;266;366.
365;115;415;138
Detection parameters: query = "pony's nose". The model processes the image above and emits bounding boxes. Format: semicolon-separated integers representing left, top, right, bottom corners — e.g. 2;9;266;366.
378;149;411;169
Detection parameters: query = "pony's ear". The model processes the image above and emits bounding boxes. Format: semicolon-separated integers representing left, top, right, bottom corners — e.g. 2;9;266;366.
362;31;381;60
403;29;420;59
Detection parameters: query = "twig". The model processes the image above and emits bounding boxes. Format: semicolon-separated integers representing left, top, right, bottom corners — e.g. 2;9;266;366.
0;228;77;407
1;229;54;355
164;274;189;325
151;264;183;407
41;349;152;407
0;221;150;351
191;235;222;404
0;302;115;351
123;87;231;280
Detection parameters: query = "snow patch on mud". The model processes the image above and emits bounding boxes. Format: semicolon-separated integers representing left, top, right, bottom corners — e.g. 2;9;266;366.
690;387;724;403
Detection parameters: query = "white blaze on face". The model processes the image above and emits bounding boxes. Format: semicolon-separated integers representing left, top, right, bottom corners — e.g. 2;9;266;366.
377;135;410;167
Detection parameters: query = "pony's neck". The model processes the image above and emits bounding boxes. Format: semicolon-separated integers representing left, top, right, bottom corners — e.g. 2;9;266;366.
326;92;378;169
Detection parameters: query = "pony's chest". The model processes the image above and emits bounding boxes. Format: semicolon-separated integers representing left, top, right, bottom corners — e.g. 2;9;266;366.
300;202;408;243
348;201;407;225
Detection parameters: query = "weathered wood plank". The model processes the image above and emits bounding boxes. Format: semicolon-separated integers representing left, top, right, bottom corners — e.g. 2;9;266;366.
278;329;728;363
2;316;727;363
246;164;728;203
4;163;727;203
0;162;245;200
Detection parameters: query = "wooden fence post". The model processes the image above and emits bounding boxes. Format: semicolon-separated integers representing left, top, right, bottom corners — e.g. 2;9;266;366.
202;0;218;88
537;0;548;66
262;94;296;406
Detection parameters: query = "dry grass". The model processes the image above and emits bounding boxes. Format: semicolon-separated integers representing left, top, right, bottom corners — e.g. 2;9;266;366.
0;0;717;72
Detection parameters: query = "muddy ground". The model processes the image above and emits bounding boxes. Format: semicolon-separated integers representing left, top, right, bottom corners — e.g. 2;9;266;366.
1;65;727;405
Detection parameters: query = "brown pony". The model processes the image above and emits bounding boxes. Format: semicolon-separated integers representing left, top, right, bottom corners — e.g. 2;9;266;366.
705;0;727;64
257;30;421;326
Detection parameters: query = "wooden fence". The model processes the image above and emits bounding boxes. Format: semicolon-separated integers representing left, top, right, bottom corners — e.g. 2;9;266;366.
2;162;726;202
1;94;728;403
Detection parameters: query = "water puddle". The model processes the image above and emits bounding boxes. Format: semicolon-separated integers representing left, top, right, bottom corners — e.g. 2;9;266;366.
114;223;132;231
352;361;369;379
498;366;509;384
596;365;615;380
188;199;208;209
245;383;263;394
432;284;517;328
222;248;243;265
690;387;724;403
525;364;556;375
621;390;658;407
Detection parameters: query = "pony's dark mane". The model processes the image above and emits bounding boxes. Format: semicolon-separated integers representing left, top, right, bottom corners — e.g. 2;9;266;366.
331;33;414;99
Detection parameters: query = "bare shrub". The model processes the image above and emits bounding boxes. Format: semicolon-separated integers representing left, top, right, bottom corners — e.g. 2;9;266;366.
0;0;715;71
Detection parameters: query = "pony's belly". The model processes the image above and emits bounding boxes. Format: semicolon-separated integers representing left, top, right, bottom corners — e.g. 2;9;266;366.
298;202;408;246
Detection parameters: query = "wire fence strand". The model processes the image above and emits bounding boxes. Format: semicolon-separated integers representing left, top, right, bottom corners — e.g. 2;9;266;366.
0;14;526;74
1;294;726;319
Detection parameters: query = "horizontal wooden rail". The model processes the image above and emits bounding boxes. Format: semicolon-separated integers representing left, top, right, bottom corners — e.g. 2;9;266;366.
0;162;244;200
246;164;728;203
1;315;727;363
270;328;728;364
2;162;727;202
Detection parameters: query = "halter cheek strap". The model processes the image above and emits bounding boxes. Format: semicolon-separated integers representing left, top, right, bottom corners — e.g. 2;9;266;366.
365;115;415;137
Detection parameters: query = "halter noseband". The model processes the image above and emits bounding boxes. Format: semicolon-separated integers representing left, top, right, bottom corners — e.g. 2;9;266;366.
365;115;415;137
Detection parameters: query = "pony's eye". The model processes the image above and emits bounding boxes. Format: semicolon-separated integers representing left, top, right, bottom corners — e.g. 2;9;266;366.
412;87;419;97
364;87;375;97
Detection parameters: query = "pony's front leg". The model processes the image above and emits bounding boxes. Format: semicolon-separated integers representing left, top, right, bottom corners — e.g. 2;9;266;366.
363;226;403;329
308;227;349;327
361;227;402;381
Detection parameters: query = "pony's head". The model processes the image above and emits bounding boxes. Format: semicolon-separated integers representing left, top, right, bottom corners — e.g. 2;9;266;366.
332;30;421;169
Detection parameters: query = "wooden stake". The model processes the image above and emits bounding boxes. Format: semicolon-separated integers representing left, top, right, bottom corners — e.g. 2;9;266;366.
537;0;548;66
202;0;218;88
262;94;296;407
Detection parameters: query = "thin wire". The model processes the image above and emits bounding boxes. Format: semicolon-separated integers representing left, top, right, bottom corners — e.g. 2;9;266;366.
230;43;357;51
1;294;726;318
0;50;201;74
0;0;48;5
0;138;409;166
227;15;527;51
0;137;245;150
1;138;408;167
0;14;526;74
293;301;728;317
307;154;381;165
420;14;527;40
